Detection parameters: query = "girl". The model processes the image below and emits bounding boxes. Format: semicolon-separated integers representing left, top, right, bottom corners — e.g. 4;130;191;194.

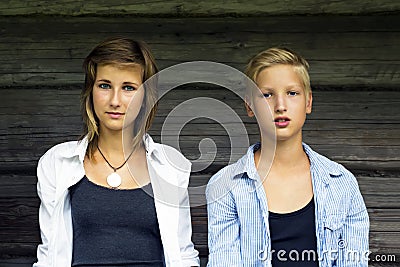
34;38;199;267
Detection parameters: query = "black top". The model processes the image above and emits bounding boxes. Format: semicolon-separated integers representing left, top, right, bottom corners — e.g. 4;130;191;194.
268;198;319;266
69;176;164;267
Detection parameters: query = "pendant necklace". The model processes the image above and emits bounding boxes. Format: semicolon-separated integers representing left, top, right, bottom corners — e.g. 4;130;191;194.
97;144;135;189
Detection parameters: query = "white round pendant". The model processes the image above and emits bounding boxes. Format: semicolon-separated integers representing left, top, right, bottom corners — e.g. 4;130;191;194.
106;172;122;188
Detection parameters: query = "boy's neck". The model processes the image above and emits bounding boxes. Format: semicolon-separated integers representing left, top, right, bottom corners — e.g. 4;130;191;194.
256;135;307;173
273;138;306;166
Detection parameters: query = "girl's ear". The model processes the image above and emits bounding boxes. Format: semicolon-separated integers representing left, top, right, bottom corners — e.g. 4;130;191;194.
306;91;313;114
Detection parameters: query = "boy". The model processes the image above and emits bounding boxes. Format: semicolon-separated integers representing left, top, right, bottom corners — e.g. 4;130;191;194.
206;48;369;266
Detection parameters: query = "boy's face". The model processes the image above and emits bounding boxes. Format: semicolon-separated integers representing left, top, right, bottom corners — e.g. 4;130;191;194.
246;64;312;142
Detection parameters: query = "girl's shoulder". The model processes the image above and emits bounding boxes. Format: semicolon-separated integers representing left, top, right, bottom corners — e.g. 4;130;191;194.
39;138;87;165
150;142;191;173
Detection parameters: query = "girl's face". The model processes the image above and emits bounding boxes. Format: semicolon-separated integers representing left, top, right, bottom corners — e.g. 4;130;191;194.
92;64;144;134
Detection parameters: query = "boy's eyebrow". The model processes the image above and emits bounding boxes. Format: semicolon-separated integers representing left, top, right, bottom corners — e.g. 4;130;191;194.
259;86;275;91
286;84;303;88
259;84;303;90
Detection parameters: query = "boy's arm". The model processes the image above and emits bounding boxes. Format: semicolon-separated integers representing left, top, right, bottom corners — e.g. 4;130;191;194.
206;181;242;267
341;186;370;266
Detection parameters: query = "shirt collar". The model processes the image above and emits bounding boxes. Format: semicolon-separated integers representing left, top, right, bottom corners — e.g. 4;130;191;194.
231;143;261;181
231;142;342;183
57;136;88;162
144;133;165;164
302;143;342;181
58;133;163;164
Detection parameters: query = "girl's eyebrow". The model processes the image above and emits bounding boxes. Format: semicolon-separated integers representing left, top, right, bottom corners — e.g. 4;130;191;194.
122;81;140;86
95;80;140;86
96;79;111;83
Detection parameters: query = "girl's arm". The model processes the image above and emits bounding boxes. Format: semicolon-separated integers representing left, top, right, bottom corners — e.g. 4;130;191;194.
33;150;56;267
177;182;200;266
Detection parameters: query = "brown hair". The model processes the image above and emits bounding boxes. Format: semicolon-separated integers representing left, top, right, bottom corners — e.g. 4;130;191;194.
80;37;158;158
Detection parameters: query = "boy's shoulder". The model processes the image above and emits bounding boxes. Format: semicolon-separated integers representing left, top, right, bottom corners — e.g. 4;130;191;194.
206;152;250;198
303;143;359;187
208;151;249;183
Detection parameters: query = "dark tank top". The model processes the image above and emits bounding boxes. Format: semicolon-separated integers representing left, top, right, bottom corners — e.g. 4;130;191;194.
268;198;319;266
69;176;164;267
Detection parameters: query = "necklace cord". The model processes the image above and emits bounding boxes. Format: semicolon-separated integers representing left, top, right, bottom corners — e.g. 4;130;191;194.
96;144;135;172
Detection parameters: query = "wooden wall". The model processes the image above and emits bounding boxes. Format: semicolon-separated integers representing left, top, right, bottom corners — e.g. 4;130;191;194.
1;1;399;266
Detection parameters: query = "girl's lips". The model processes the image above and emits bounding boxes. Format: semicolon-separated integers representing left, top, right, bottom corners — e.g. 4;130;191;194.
107;112;124;119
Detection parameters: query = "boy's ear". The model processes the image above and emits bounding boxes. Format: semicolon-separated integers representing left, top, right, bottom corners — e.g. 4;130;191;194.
306;91;313;114
244;96;255;117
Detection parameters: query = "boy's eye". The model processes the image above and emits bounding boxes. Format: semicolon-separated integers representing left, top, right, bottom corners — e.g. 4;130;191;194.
123;85;136;91
288;91;298;96
263;93;272;98
99;83;111;89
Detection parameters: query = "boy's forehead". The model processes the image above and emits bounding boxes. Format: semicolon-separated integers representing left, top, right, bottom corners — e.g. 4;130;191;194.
257;67;303;87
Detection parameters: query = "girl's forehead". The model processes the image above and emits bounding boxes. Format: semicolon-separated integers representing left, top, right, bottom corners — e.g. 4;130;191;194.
97;62;143;71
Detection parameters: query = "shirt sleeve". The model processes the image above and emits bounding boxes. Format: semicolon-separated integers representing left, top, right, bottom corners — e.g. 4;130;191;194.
177;169;200;267
206;177;243;267
341;185;370;266
33;150;56;267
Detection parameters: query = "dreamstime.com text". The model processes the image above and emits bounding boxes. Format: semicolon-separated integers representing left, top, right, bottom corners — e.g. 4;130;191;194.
258;249;396;263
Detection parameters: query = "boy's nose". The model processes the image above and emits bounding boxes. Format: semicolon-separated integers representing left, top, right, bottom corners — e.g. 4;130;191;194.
275;95;287;113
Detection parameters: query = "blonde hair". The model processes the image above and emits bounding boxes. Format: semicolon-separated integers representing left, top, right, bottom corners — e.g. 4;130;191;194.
80;37;158;158
245;47;311;96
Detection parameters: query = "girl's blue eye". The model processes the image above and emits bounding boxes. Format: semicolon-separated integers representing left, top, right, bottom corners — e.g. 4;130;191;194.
263;93;272;98
123;86;136;91
99;83;111;89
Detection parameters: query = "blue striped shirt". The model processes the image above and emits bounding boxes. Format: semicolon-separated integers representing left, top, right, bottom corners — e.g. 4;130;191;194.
206;143;369;267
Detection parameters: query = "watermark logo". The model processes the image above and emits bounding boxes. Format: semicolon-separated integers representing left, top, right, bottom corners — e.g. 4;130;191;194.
123;61;276;207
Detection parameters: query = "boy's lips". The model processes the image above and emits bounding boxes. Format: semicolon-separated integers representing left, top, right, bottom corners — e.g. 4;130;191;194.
274;116;290;127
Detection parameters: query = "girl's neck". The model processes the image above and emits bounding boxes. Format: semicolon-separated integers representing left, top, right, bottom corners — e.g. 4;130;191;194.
97;128;128;154
96;127;139;157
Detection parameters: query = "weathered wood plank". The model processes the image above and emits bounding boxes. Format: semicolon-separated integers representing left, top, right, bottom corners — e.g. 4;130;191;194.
1;197;399;258
6;203;399;245
1;172;399;207
0;16;399;86
1;87;399;170
2;137;399;171
0;0;399;16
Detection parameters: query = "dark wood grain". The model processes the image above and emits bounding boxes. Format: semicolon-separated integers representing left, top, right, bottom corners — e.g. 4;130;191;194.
0;0;399;16
1;6;399;265
1;87;399;171
0;15;399;87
